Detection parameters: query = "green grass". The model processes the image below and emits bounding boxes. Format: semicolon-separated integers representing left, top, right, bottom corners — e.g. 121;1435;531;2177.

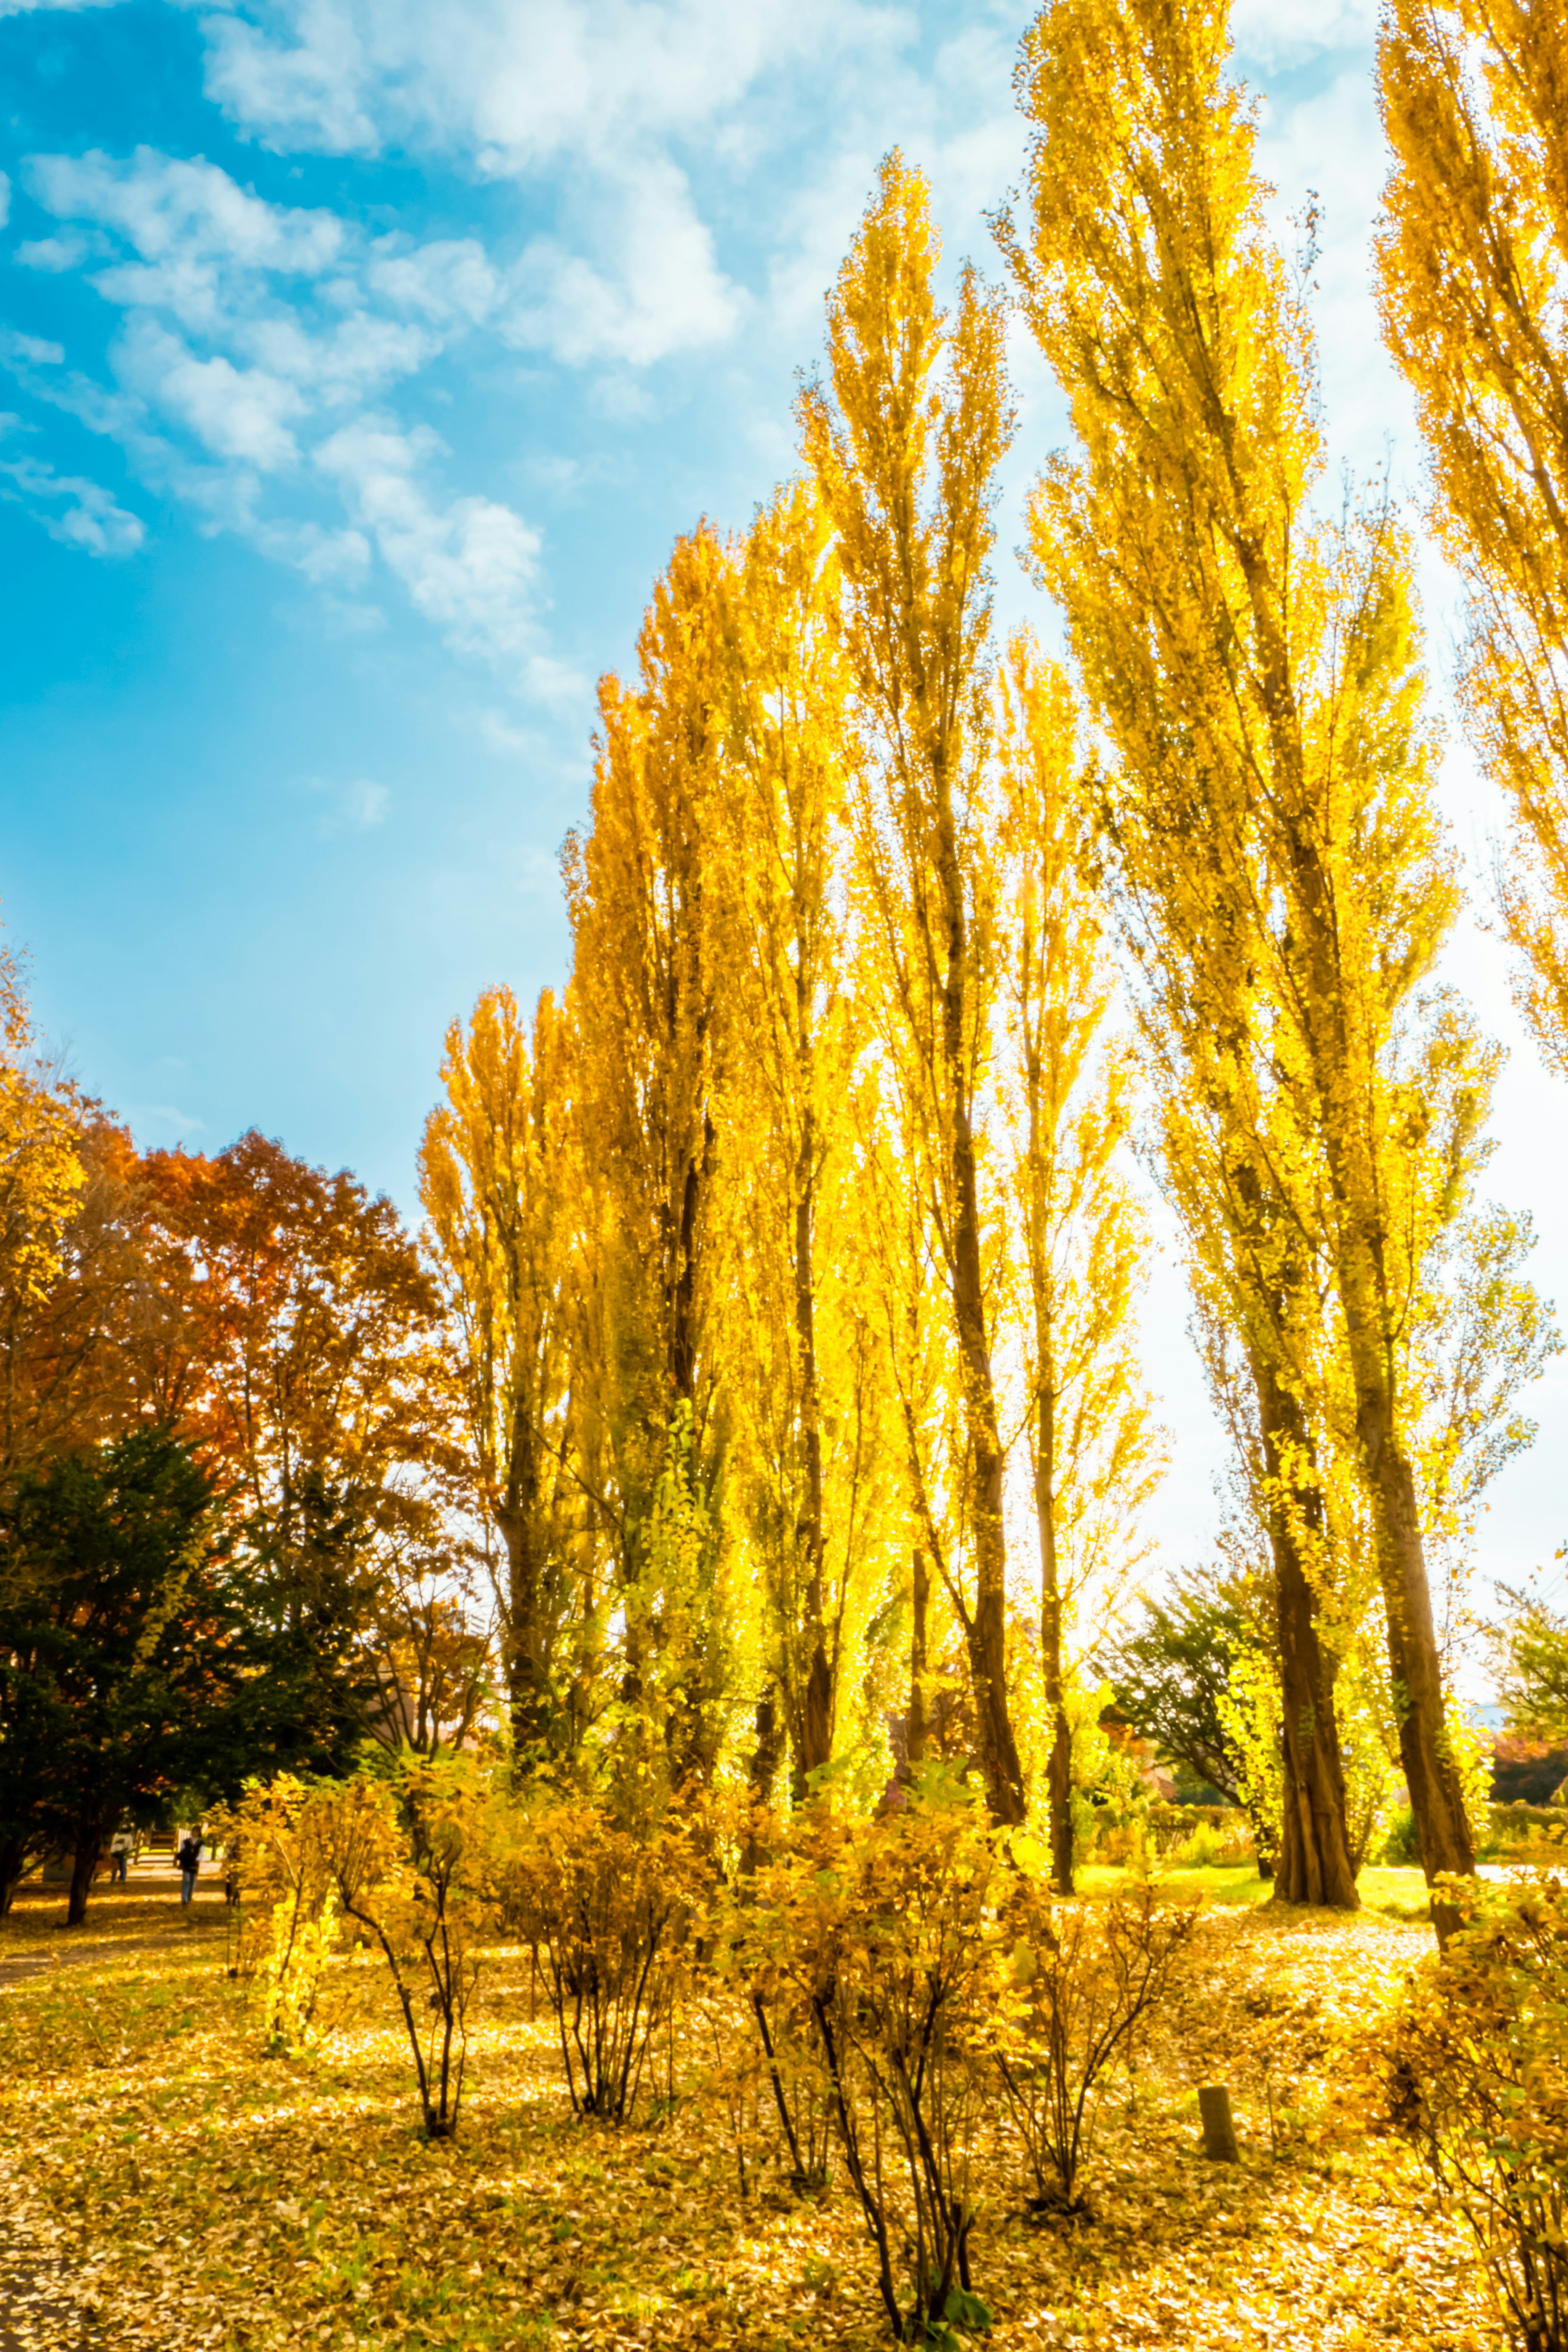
1075;1859;1433;1918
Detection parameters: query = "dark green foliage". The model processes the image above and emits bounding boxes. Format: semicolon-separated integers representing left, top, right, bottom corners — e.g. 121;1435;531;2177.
0;1428;375;1922
1099;1574;1247;1805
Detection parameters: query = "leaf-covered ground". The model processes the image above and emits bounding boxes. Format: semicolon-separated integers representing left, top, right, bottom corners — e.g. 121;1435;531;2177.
0;1869;1501;2352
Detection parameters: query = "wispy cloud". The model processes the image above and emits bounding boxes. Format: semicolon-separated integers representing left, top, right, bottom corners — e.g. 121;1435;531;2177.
307;775;390;835
0;416;144;555
127;1102;207;1143
5;148;548;663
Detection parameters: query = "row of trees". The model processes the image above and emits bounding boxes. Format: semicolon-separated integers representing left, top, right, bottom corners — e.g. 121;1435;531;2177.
418;0;1568;1924
9;0;1568;1935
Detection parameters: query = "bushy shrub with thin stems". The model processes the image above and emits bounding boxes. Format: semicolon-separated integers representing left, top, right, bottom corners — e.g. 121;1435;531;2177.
989;1878;1198;2216
497;1795;705;2124
1374;1873;1568;2352
744;1766;1000;2348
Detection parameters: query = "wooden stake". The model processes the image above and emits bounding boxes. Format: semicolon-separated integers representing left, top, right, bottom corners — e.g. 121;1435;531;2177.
1198;2083;1240;2162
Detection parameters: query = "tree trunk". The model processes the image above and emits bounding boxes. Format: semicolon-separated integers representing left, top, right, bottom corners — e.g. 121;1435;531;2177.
1243;538;1473;1918
66;1827;102;1928
1326;1196;1475;1908
1035;1376;1074;1891
0;1835;29;1917
1364;1398;1477;1913
742;1688;784;1872
795;1101;833;1784
938;790;1027;1828
1252;1360;1359;1909
908;1546;929;1768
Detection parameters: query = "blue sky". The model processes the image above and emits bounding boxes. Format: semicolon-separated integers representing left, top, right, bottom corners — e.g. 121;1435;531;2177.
1;0;1564;1621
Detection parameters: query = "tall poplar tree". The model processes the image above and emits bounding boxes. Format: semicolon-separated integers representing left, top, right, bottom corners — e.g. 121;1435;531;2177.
420;985;592;1755
1376;0;1568;1076
802;154;1028;1824
995;635;1162;1889
1002;0;1493;1894
714;481;892;1796
564;526;738;1789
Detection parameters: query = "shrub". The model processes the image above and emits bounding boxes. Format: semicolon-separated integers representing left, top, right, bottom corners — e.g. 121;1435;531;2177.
212;1777;340;2052
323;1760;492;2140
745;1766;1000;2347
498;1796;705;2124
1489;1804;1568;1867
1169;1817;1252;1869
1376;1873;1568;2352
1379;1805;1419;1866
989;1880;1198;2215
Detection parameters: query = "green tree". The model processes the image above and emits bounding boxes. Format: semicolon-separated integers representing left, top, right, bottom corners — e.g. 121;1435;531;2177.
0;1430;238;1922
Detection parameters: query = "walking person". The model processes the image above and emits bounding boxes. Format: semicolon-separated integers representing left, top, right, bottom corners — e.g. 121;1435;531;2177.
109;1827;131;1884
176;1829;202;1907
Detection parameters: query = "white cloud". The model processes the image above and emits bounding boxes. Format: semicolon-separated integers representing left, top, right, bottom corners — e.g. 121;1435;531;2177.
7;146;554;660
364;238;501;327
0;422;145;556
314;415;541;661
309;775;389;832
189;0;913;375
127;1101;206;1142
118;315;304;469
16;232;95;271
27;147;345;331
196;0;866;168
0;330;66;368
506;156;737;365
1232;0;1378;67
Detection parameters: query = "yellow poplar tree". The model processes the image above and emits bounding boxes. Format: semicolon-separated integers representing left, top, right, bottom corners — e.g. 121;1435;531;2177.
802;153;1028;1823
419;984;593;1755
564;526;738;1789
1002;0;1494;1892
856;1068;967;1780
1376;0;1568;1073
714;479;894;1797
994;634;1163;1889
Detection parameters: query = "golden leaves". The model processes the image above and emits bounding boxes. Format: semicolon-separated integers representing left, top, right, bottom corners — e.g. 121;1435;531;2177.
0;1879;1506;2352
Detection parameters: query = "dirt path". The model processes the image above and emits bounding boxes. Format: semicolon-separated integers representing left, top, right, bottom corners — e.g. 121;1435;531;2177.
0;1920;227;1989
0;2245;95;2351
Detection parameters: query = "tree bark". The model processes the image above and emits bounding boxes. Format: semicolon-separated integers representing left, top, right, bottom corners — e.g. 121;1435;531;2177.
936;771;1027;1829
0;1835;30;1917
743;1687;784;1873
66;1826;102;1928
1035;1377;1074;1891
496;1497;547;1760
1252;1359;1359;1909
1363;1396;1477;1913
908;1546;929;1768
795;1100;833;1784
1246;571;1474;1910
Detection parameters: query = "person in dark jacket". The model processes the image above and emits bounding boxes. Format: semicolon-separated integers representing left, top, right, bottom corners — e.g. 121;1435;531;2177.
176;1831;202;1906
